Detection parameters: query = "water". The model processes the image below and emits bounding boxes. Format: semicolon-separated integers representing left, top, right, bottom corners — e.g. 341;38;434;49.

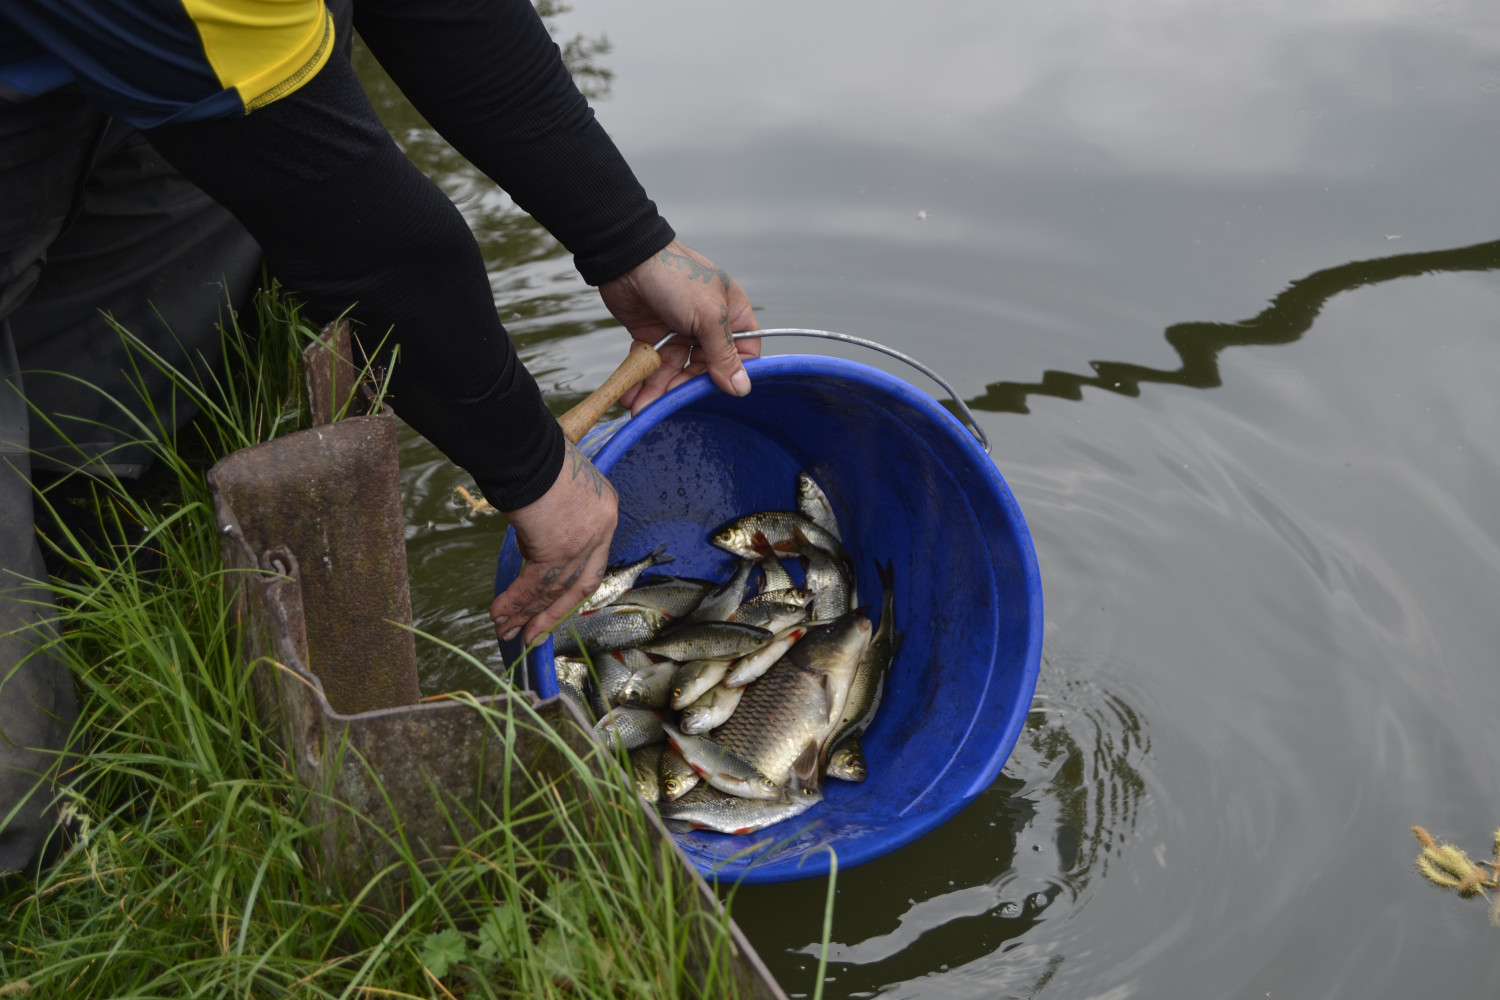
365;2;1500;994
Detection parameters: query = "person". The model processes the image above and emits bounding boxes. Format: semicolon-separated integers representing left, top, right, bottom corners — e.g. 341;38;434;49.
0;0;760;879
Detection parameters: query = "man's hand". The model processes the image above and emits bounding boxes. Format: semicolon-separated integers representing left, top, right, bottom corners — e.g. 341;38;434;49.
489;440;618;647
598;240;761;414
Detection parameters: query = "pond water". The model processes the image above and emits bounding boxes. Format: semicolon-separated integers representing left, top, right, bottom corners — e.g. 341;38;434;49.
367;2;1500;996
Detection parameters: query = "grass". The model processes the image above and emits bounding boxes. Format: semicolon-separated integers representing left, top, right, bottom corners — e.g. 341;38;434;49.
0;288;774;998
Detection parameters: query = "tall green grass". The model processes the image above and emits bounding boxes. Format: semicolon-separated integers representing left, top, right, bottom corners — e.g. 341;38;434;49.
0;289;759;998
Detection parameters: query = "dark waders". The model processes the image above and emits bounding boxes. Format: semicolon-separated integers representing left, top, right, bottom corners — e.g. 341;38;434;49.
0;87;260;878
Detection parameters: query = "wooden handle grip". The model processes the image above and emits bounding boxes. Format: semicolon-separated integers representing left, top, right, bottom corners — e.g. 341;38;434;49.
557;342;663;444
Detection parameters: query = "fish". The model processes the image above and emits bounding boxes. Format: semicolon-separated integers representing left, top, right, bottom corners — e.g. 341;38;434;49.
823;737;867;783
593;706;665;752
711;614;873;790
553;604;668;657
790;614;874;740
584;543;675;611
728;589;814;632
671;657;734;710
824;560;898;761
663;723;783;800
723;625;807;688
683;558;758;624
757;549;797;592
593;650;636;712
679;682;745;735
630;743;665;801
613;647;653;670
553;656;595;725
796;471;842;540
616;577;718;618
618;660;676;709
711;511;846;564
639;620;773;661
801;529;854;620
658;784;823;835
658;744;701;802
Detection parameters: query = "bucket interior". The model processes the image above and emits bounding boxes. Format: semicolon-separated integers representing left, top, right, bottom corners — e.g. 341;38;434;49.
499;355;1042;882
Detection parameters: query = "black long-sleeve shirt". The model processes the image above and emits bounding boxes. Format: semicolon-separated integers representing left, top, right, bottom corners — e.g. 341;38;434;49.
2;0;673;508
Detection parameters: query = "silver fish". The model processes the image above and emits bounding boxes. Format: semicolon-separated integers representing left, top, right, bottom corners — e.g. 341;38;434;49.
584;543;674;611
670;658;733;710
553;604;668;657
712;511;846;563
728;590;814;632
593;706;665;752
801;532;853;621
553;656;595;725
613;647;654;671
618;660;676;709
825;560;897;760
796;471;842;540
823;737;867;783
593;650;636;711
712;615;873;789
679;682;745;735
659;744;701;802
663;723;782;800
640;620;772;661
658;785;823;835
630;743;665;801
791;614;874;739
757;550;797;592
710;659;830;789
615;577;717;618
684;558;757;623
723;625;807;688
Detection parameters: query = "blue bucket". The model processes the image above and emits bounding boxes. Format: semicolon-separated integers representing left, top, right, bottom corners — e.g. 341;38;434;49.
495;351;1042;883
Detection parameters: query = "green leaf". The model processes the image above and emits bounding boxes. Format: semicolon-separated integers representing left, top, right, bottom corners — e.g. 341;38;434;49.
475;903;518;964
537;925;581;976
420;928;469;979
544;878;589;927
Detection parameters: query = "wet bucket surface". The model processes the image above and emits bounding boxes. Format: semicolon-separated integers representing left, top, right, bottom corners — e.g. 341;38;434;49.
496;355;1042;883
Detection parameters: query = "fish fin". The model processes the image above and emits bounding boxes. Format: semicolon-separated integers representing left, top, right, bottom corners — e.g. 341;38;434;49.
816;671;836;724
877;558;898;638
793;740;823;791
649;542;675;565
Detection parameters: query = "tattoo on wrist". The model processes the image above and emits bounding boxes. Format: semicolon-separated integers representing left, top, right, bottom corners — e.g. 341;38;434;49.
566;441;615;500
658;246;730;291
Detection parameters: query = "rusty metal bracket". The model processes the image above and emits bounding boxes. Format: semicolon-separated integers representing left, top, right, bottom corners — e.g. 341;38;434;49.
206;320;785;998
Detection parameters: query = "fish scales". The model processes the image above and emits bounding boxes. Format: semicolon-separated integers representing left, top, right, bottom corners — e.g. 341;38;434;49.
585;544;674;611
825;562;898;760
709;659;832;788
615;577;716;618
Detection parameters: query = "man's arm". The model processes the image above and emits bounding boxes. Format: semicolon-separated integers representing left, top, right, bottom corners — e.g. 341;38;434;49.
353;0;761;410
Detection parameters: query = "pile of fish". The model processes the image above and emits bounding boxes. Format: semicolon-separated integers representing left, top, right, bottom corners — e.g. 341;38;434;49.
548;471;898;836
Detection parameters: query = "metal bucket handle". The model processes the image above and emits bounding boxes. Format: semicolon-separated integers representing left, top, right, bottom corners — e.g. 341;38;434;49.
657;328;991;454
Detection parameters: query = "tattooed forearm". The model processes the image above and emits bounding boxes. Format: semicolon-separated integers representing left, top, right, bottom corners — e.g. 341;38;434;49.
565;440;616;500
658;245;731;290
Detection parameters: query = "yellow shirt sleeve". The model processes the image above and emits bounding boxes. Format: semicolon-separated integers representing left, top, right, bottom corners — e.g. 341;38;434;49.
179;0;334;112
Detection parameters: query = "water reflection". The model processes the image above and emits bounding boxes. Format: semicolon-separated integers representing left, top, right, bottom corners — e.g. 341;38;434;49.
731;669;1149;1000
967;238;1500;414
